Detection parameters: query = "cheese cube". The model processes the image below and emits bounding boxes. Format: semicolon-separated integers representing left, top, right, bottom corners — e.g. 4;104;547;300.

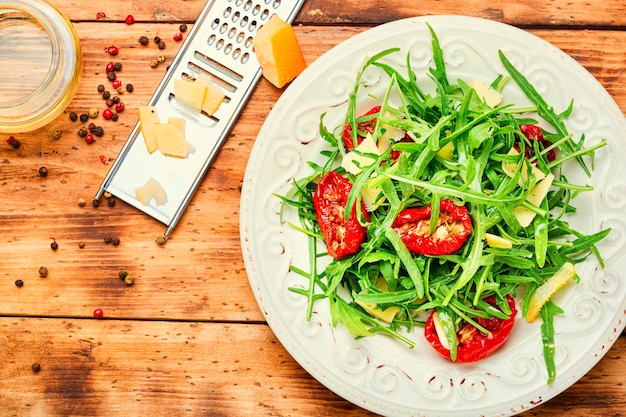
135;178;167;206
253;14;306;88
139;106;160;154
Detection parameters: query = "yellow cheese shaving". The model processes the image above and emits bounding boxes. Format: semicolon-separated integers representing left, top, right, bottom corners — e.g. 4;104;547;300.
135;178;167;206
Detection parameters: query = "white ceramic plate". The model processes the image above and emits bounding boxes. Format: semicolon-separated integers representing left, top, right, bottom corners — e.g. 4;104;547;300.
240;15;626;417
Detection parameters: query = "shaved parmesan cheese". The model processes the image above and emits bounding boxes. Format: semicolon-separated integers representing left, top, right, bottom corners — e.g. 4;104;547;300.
526;262;576;323
471;79;503;107
341;133;380;175
513;173;555;227
485;233;513;249
360;177;386;212
436;141;455;160
355;277;401;323
135;178;167;206
431;311;450;350
502;148;546;186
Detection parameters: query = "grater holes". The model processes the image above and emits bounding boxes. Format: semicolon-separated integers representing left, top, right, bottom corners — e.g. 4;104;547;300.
244;36;253;48
192;52;243;85
244;0;253;11
240;15;249;27
232;48;242;60
252;4;261;16
260;8;269;20
208;33;217;46
228;27;237;38
235;0;244;6
232;11;240;23
224;43;233;55
223;6;232;18
211;18;220;29
236;31;245;43
272;0;281;9
248;20;258;32
241;52;250;64
220;23;229;34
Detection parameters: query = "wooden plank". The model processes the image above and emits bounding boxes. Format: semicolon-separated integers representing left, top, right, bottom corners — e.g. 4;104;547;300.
0;318;623;417
48;0;626;27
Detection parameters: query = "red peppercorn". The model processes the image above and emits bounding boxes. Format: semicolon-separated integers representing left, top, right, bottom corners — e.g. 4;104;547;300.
96;11;106;19
111;80;122;89
85;134;95;144
102;109;113;120
115;102;125;113
93;308;104;318
173;32;183;41
106;45;119;55
105;61;115;73
125;15;135;25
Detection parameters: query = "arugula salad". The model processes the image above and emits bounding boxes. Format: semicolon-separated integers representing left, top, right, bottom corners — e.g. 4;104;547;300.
279;25;609;384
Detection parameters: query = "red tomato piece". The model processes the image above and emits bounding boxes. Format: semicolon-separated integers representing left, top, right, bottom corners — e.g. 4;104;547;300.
391;199;472;256
342;106;382;151
516;124;556;162
424;294;518;362
313;171;369;259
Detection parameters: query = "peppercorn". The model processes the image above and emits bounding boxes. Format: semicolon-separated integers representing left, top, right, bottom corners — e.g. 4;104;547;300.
173;32;183;42
103;235;112;244
155;235;167;245
125;15;135;25
112;96;120;104
97;84;105;93
50;238;58;251
78;197;86;207
157;55;166;63
102;91;111;100
78;128;88;138
111;113;119;122
179;23;187;33
112;80;122;89
92;198;99;207
124;275;134;285
31;363;41;373
125;83;134;93
93;308;104;318
113;62;122;72
158;41;165;49
139;35;149;45
106;98;114;107
106;45;119;55
79;113;89;122
107;71;116;81
88;108;98;118
154;36;161;44
15;279;24;287
85;134;94;144
39;266;48;277
107;197;115;207
106;62;115;73
52;129;62;139
78;242;85;249
119;270;128;280
6;136;20;149
69;112;78;122
115;102;125;113
116;86;124;94
38;166;48;177
93;126;104;137
150;59;159;68
111;236;120;246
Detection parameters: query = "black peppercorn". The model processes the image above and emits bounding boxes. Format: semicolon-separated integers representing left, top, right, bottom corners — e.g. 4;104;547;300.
113;62;122;72
102;91;111;100
78;128;88;138
153;36;161;44
92;198;99;207
69;112;78;122
93;126;104;137
103;235;112;244
15;279;24;287
97;84;105;93
139;36;149;45
158;41;165;49
112;96;120;104
79;113;89;122
111;236;120;246
50;238;58;251
179;23;187;33
111;113;119;122
107;71;116;81
125;83;134;93
38;166;48;177
31;363;41;373
39;266;48;277
107;197;115;207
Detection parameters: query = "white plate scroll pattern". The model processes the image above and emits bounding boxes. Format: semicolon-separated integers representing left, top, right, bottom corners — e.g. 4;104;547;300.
240;16;626;417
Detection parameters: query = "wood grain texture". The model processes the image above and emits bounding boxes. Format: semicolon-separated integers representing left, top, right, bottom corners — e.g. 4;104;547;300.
1;0;624;416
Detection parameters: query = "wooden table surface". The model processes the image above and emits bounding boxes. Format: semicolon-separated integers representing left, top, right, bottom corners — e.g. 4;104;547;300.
1;1;624;416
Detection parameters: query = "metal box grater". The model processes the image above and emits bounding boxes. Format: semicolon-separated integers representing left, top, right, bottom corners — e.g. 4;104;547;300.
95;0;305;236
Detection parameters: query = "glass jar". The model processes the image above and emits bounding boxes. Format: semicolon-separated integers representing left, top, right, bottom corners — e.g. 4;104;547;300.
0;0;81;133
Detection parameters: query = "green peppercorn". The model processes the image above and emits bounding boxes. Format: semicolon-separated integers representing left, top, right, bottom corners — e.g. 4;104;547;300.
119;270;128;280
124;275;134;285
38;166;48;177
78;197;86;207
15;279;24;287
116;86;124;94
88;108;99;118
157;55;166;63
150;59;159;68
52;129;62;139
38;266;48;277
155;235;167;245
139;36;149;45
31;363;41;373
69;112;78;122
